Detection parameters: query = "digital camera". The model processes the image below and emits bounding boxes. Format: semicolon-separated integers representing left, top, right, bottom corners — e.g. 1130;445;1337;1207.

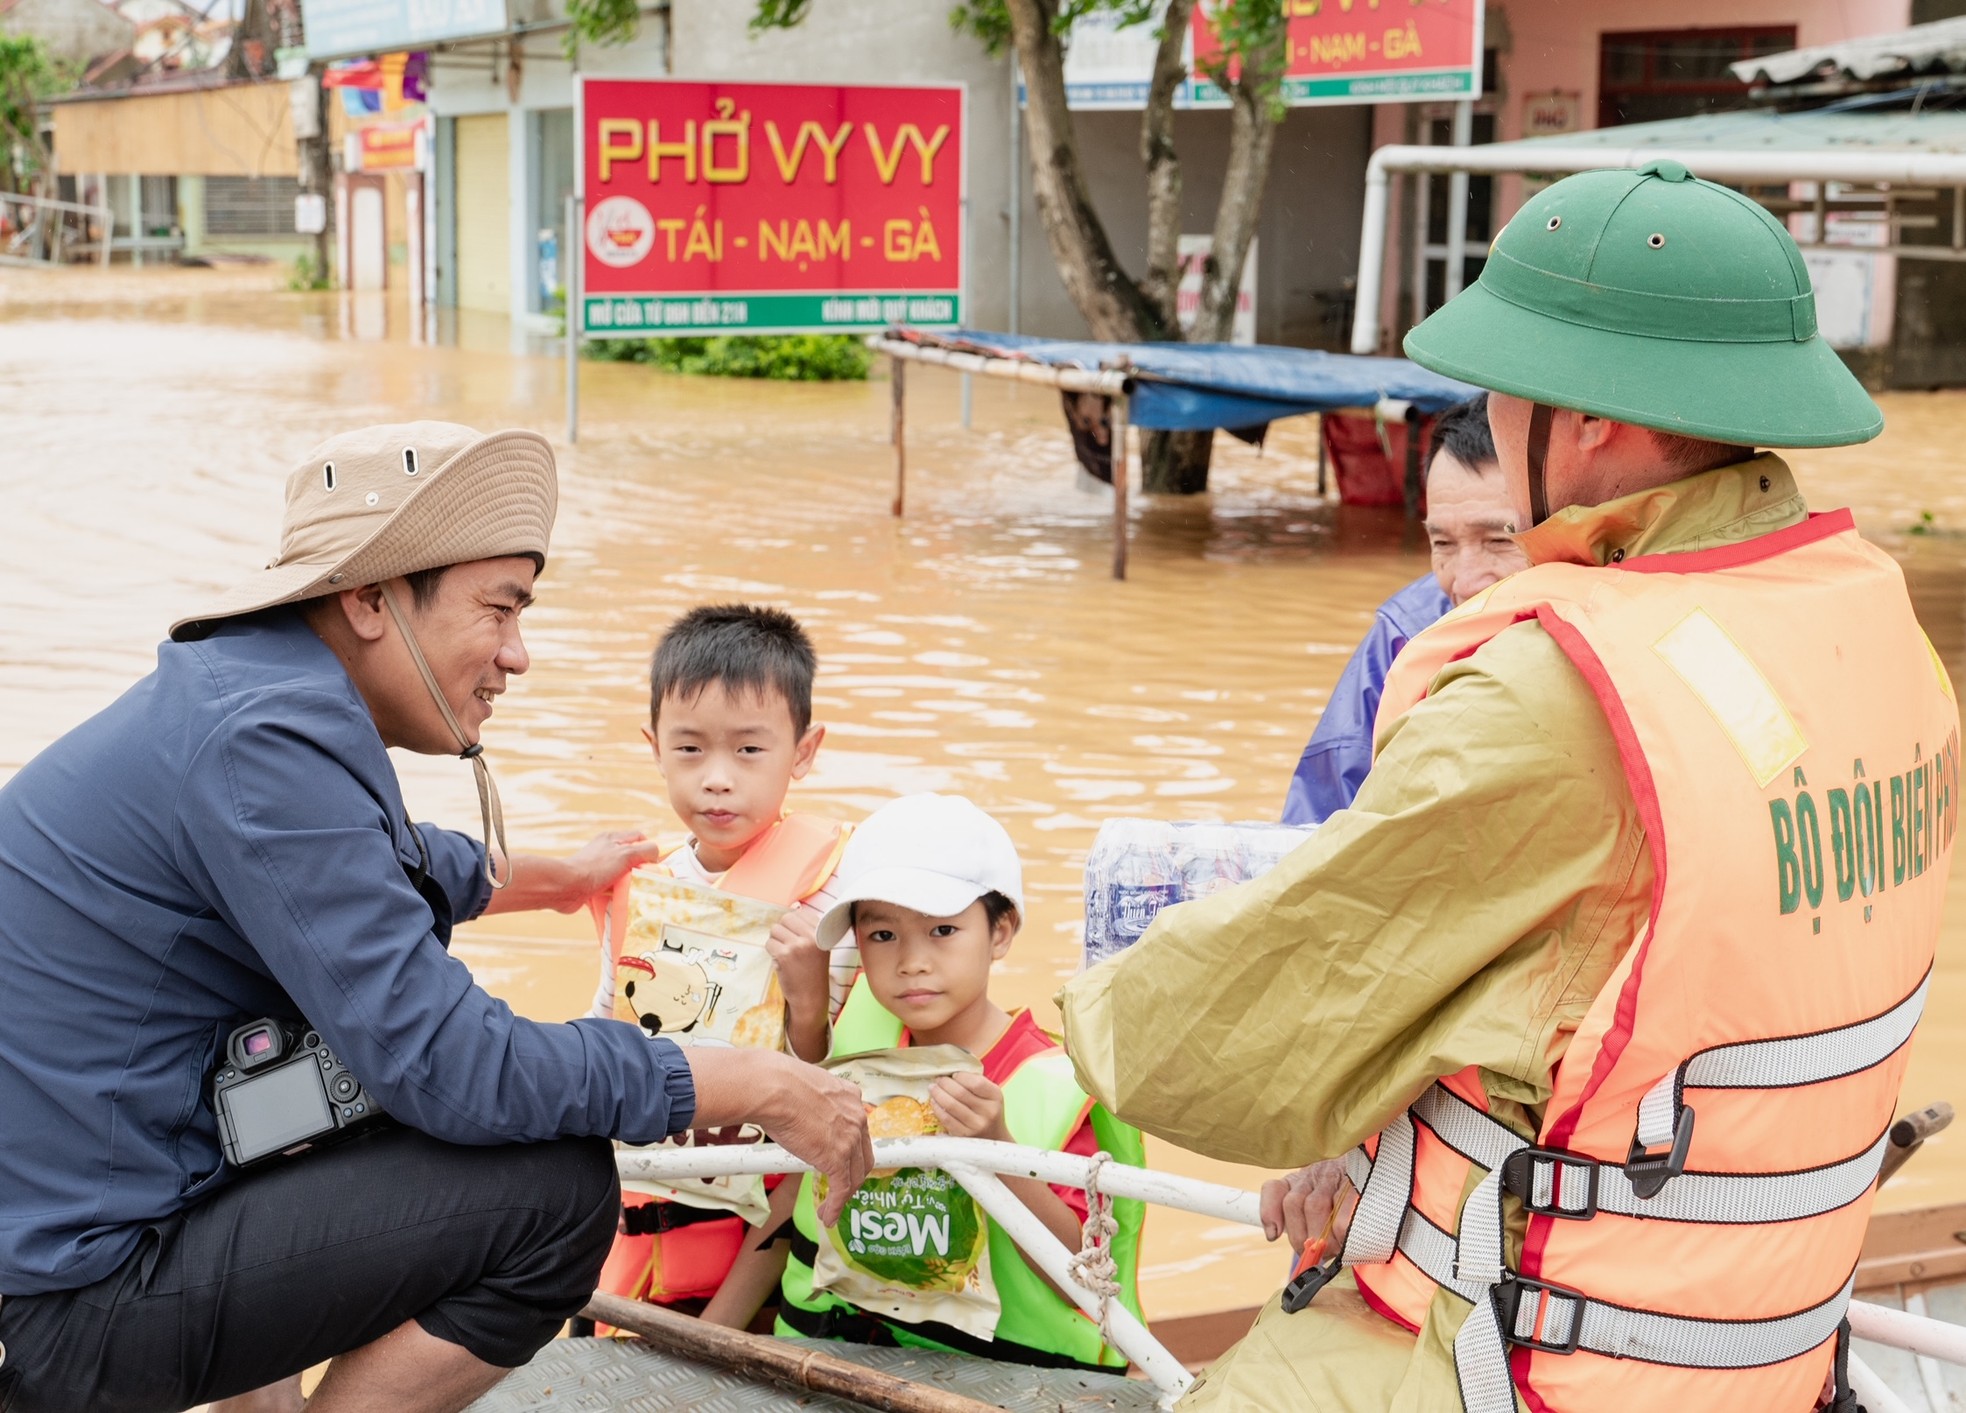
212;1019;383;1167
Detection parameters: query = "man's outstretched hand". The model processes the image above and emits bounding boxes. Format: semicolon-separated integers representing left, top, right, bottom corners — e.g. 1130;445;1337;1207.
481;829;667;917
685;1048;873;1226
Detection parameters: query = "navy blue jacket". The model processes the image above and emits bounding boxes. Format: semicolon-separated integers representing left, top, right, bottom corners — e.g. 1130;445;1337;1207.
1282;573;1453;825
0;611;694;1296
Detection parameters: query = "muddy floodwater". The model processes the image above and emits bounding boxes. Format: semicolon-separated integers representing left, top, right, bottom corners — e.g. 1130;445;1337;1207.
8;266;1966;1321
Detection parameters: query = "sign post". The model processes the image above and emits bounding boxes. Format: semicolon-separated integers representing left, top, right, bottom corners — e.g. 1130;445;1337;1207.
576;78;965;340
566;192;581;445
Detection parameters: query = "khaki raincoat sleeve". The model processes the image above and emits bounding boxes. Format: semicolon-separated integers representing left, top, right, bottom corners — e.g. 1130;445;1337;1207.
1058;621;1650;1169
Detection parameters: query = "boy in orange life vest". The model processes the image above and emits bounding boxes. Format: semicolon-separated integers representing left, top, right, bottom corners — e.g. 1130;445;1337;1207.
590;603;856;1321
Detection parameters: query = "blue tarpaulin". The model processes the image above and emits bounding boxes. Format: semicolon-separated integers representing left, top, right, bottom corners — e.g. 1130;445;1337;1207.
908;330;1480;432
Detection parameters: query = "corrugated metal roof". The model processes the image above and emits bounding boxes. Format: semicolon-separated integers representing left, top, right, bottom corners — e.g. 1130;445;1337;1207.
1501;108;1966;159
1732;18;1966;86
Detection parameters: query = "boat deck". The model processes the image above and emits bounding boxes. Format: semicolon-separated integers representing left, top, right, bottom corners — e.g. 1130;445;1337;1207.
466;1336;1164;1412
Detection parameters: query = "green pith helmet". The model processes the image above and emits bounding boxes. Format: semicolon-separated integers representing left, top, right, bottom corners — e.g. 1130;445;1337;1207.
1404;160;1882;449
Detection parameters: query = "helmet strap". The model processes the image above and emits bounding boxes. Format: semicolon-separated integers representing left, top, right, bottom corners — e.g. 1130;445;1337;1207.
1526;402;1554;528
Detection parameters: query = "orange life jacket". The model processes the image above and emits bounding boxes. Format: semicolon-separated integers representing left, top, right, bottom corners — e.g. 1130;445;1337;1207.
593;812;848;1309
1293;512;1957;1412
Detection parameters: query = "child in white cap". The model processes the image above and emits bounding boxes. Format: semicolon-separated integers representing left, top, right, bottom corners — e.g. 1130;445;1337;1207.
757;793;1148;1371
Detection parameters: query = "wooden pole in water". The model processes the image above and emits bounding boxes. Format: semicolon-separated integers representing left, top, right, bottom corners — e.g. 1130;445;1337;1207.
1110;389;1130;581
891;356;907;517
581;1292;1005;1413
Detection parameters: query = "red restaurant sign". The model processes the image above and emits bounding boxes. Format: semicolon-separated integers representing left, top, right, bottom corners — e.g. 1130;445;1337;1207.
578;78;965;338
1191;0;1482;105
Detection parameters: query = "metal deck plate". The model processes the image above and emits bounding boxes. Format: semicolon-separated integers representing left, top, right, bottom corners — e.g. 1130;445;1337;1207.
467;1335;1165;1412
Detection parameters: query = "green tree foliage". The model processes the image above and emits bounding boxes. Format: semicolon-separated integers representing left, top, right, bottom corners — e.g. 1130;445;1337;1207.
0;35;69;194
586;333;874;381
564;0;643;56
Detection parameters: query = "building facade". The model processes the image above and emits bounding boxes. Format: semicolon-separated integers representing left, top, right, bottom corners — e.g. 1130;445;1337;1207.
299;0;1938;353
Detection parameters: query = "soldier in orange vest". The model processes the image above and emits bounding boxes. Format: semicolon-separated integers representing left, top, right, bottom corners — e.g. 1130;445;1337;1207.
1060;160;1957;1411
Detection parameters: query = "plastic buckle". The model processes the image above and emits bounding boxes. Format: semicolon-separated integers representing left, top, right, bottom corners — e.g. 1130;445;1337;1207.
1494;1275;1587;1355
1499;1146;1599;1220
1624;1105;1696;1200
1280;1251;1343;1314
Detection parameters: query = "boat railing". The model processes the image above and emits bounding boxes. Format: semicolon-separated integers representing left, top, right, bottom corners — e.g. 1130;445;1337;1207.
619;1138;1966;1413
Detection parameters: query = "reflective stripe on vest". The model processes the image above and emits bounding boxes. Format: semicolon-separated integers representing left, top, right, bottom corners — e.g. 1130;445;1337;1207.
1329;511;1956;1413
783;978;1147;1369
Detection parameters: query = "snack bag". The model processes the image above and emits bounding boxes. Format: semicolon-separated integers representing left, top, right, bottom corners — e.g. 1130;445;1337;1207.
610;872;792;1222
810;1045;999;1339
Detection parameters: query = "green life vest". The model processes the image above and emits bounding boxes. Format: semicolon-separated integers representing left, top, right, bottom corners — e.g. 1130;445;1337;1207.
777;978;1147;1370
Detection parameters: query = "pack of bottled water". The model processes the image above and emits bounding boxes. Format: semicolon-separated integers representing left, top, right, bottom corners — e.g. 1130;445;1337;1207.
1080;818;1318;970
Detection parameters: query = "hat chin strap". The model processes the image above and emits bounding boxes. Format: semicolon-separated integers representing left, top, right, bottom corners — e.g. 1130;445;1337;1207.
380;583;509;891
1526;402;1554;528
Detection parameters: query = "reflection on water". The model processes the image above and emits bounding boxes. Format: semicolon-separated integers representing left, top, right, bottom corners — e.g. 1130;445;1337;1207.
5;268;1966;1318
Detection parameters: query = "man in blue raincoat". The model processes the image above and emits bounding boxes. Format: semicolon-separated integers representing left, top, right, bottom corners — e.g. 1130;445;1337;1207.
1282;396;1527;824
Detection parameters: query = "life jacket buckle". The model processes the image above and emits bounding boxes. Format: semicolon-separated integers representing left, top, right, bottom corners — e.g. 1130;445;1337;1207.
1493;1274;1587;1355
1280;1251;1344;1314
1624;1105;1696;1200
1499;1146;1600;1220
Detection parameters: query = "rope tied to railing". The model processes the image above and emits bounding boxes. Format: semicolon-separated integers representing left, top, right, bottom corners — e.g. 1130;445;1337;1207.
1067;1149;1122;1345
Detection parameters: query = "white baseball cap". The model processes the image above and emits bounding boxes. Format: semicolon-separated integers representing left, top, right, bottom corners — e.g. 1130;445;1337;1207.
815;794;1024;949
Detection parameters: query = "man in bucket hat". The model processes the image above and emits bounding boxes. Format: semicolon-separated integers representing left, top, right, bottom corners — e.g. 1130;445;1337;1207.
1060;163;1956;1411
0;423;873;1413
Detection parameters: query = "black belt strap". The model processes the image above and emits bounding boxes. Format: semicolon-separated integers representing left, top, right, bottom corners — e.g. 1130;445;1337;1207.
621;1198;740;1237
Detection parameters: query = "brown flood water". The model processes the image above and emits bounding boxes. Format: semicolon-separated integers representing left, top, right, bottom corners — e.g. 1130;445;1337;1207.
6;265;1966;1322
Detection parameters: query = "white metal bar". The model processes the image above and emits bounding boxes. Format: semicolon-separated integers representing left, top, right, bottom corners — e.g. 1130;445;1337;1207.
1351;140;1966;354
943;1160;1189;1404
1904;1290;1954;1413
870;337;1130;396
1110;390;1129;581
1851;1297;1966;1366
1443;100;1473;303
565;193;580;446
1849;1350;1918;1413
617;1137;1262;1227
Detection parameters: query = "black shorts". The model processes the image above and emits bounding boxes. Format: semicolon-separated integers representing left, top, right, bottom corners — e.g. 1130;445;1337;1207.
0;1125;619;1413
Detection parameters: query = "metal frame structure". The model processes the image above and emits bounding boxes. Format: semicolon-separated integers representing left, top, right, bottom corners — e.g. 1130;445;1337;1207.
619;1138;1964;1413
1350;142;1966;355
0;192;113;269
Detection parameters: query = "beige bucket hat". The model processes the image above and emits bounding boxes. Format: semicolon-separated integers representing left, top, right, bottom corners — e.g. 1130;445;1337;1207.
171;421;558;642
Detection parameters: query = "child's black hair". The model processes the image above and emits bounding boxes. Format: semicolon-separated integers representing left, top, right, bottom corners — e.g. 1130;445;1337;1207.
650;604;816;735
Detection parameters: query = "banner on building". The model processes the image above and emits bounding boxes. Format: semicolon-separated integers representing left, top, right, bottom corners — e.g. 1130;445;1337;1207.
302;0;504;63
1051;0;1483;110
577;78;965;339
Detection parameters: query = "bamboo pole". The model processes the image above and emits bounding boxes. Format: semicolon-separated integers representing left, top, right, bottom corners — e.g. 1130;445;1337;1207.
1110;391;1130;581
581;1292;1005;1413
891;356;907;517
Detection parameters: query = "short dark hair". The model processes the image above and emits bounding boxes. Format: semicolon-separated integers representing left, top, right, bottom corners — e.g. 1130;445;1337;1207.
1427;394;1495;478
650;603;817;735
400;553;545;611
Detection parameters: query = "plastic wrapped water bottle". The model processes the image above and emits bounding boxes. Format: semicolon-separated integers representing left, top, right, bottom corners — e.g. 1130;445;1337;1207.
1081;818;1317;969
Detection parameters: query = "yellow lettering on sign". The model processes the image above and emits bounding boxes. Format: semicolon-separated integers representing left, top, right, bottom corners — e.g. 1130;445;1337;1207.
1654;609;1808;788
597;119;643;183
703;98;750;184
766;120;855;184
647;119;697;183
864;123;951;186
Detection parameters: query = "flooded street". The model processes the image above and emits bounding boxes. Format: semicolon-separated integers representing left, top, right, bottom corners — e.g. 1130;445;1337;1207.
8;264;1966;1321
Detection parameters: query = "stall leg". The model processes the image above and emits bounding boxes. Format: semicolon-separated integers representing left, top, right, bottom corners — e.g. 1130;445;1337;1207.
891;358;907;517
1317;414;1328;499
565;194;581;447
1402;406;1423;520
1111;394;1130;581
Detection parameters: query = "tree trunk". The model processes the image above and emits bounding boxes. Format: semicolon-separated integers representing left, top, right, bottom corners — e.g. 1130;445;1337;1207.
1136;0;1195;330
1003;0;1165;342
1141;428;1213;494
1192;22;1286;343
